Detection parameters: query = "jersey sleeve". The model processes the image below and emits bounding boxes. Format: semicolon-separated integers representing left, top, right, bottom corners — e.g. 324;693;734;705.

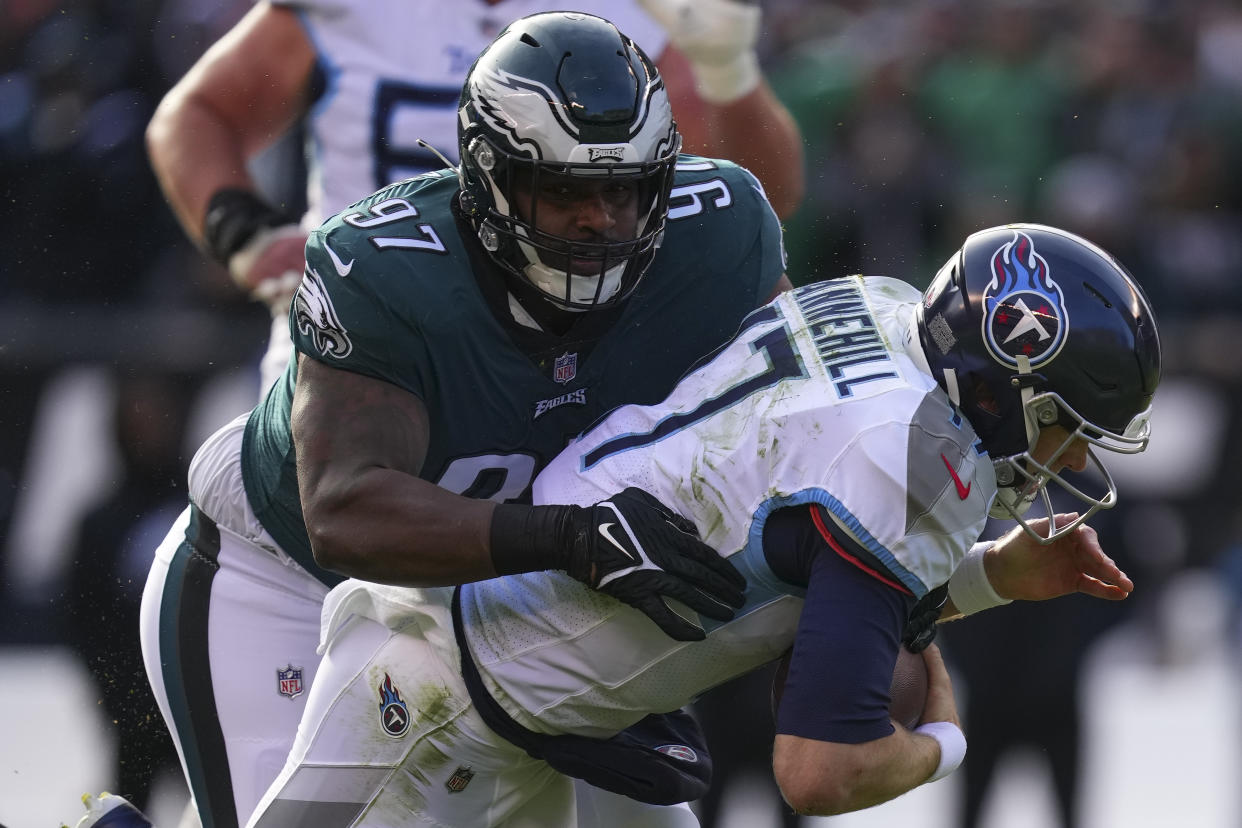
666;159;787;305
810;394;992;597
768;507;913;743
290;224;435;400
727;164;787;302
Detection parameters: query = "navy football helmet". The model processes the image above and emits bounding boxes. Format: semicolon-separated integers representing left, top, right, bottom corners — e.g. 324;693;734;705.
457;12;681;309
917;224;1161;542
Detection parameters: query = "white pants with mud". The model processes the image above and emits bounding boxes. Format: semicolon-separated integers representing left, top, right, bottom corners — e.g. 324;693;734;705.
142;413;698;828
245;583;699;828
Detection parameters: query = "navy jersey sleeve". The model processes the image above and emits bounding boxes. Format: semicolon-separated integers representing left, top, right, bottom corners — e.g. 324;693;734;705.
766;506;915;744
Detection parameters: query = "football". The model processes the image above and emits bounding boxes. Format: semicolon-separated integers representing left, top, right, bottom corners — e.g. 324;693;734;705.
770;645;928;729
889;645;929;730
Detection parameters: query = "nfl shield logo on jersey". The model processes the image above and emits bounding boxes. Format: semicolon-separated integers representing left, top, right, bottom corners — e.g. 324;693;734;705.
445;765;475;793
276;665;303;699
553;351;577;384
377;673;411;738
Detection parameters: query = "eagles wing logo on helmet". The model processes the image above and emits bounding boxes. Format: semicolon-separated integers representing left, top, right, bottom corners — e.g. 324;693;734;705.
470;68;578;160
469;65;668;165
982;230;1068;369
294;268;353;360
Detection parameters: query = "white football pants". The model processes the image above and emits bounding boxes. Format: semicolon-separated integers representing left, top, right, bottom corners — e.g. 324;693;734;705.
142;414;699;828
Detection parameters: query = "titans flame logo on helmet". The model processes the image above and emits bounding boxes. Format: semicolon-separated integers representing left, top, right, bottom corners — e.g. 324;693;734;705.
981;230;1069;369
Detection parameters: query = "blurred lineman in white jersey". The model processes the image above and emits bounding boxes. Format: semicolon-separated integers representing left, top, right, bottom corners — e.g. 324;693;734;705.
146;0;804;392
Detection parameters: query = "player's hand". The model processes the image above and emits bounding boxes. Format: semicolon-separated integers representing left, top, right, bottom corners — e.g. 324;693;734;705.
228;223;307;313
564;487;746;640
638;0;761;104
903;585;947;653
918;644;961;728
987;513;1134;603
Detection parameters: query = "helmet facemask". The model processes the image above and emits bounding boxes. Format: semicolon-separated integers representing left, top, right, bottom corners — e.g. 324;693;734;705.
465;133;678;309
456;11;682;311
988;359;1153;544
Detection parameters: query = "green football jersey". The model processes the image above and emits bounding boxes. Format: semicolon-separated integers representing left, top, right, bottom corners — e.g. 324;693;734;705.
241;157;785;585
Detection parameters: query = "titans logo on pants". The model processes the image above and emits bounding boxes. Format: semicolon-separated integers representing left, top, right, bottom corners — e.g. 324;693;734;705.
378;673;411;738
982;230;1068;369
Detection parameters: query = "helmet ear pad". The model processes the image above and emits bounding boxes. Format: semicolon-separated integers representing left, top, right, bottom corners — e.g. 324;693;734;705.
458;131;501;222
952;371;1039;462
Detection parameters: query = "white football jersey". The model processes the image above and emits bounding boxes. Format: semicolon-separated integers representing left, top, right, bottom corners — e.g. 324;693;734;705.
455;276;998;737
273;0;667;225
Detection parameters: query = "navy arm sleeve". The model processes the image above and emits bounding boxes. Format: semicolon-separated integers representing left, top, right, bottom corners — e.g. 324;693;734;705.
765;505;915;744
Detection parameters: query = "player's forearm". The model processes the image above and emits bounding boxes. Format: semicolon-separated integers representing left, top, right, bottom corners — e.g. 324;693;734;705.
146;92;257;246
305;470;501;586
148;3;313;247
773;728;940;815
293;355;504;586
644;0;803;214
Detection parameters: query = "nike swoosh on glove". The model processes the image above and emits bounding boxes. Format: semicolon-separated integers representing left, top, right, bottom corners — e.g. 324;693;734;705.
564;487;747;641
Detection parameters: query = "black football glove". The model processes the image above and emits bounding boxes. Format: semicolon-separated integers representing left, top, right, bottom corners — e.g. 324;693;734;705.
559;488;746;640
903;584;948;653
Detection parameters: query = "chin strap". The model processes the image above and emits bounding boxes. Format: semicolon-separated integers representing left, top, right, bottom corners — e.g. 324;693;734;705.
1013;355;1040;447
989;354;1044;523
940;368;961;407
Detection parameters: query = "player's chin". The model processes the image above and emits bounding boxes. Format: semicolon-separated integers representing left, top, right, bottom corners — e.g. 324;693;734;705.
561;240;638;276
568;257;607;276
535;250;597;277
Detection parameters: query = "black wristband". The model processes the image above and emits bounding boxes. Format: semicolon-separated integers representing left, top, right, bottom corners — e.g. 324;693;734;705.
202;188;292;267
489;503;576;575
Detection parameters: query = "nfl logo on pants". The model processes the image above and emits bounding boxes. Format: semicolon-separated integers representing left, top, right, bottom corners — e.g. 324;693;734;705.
446;766;474;793
277;665;303;699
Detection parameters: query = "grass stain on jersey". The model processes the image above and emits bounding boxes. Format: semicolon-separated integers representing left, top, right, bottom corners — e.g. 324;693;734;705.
687;459;729;545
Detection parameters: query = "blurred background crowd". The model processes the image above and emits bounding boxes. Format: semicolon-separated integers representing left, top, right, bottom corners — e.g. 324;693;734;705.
3;0;1242;826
